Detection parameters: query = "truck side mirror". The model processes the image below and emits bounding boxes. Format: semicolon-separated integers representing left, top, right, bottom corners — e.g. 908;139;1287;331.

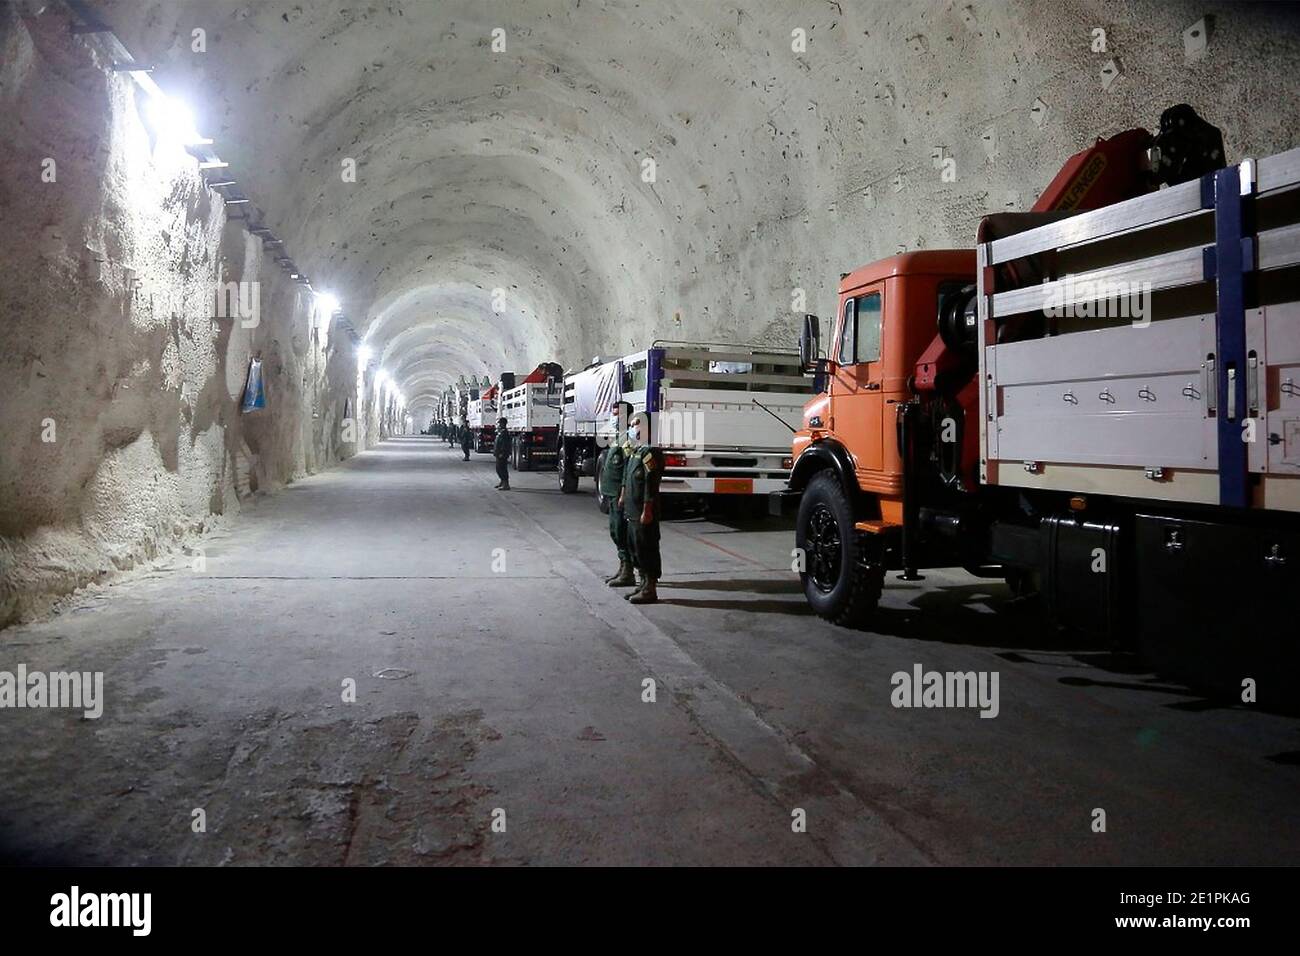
799;313;820;371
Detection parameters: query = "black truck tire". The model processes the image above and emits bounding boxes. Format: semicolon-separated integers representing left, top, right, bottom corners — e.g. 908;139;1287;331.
795;471;882;627
519;443;532;472
594;449;608;504
558;439;578;493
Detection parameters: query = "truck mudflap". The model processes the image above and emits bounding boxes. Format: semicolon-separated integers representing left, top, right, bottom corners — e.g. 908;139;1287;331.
768;488;801;516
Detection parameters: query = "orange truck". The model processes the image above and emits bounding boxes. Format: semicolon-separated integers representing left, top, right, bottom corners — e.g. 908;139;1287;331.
787;109;1300;695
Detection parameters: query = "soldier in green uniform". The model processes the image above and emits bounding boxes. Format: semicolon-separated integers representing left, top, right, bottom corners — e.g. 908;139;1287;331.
601;402;635;587
459;422;472;460
493;416;512;490
618;409;662;604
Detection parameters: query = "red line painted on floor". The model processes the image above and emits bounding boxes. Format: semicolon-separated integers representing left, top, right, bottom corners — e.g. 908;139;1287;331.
667;526;770;569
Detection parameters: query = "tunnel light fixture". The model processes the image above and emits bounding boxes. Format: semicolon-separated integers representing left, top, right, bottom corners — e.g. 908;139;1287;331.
315;292;340;317
357;345;373;366
143;93;207;148
67;5;337;355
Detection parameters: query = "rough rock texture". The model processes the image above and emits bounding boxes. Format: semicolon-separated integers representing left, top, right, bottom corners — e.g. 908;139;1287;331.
3;0;1300;621
89;0;1300;428
0;6;360;624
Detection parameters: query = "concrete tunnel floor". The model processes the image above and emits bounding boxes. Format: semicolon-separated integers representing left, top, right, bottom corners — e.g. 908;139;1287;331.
1;436;1297;866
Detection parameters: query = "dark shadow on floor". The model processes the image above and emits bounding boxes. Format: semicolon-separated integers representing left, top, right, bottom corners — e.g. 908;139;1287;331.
655;597;812;615
664;577;802;594
861;581;1070;652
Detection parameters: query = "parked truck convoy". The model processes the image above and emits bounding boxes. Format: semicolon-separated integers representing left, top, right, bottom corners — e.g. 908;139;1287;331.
788;108;1299;694
556;342;810;498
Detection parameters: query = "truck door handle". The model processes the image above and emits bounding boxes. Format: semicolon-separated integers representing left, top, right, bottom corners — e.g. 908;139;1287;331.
1204;356;1216;416
1248;351;1259;417
865;382;881;391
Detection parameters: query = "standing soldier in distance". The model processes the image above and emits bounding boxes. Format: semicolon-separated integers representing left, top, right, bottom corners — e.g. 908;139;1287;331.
493;416;512;490
601;402;635;587
619;409;662;604
459;420;472;460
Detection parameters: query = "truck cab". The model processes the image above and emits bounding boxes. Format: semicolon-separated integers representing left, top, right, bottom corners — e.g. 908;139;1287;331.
792;251;975;535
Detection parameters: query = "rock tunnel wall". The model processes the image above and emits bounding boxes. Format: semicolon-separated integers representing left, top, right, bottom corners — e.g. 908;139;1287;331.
3;0;1300;623
0;7;360;625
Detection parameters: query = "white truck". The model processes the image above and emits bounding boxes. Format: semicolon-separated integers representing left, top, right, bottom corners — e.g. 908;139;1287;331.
501;365;564;470
466;386;498;453
557;342;810;498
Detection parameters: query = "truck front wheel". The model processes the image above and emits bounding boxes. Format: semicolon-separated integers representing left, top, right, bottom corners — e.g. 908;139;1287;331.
796;471;882;628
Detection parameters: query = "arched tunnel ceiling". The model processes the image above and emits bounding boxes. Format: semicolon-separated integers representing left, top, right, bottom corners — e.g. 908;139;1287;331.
97;0;1300;408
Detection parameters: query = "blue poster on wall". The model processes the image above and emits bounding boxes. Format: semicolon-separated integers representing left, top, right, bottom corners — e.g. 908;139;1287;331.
242;358;266;413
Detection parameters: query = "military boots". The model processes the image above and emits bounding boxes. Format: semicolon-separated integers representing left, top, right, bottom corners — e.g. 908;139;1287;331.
606;560;635;587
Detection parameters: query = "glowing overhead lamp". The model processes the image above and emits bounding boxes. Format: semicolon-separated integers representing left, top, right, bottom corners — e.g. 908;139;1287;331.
315;291;340;317
357;345;373;366
143;93;208;147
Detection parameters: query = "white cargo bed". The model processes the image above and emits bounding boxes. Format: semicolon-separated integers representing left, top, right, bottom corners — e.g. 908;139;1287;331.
620;343;808;495
978;147;1300;512
503;381;561;432
466;397;496;429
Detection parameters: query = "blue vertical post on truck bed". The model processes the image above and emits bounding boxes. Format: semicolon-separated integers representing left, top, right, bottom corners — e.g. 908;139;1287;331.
646;347;664;442
1206;162;1253;509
